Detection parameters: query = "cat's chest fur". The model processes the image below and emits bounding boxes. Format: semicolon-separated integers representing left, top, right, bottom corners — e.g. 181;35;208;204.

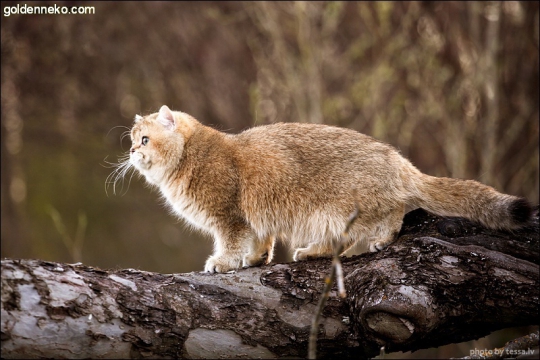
160;181;214;233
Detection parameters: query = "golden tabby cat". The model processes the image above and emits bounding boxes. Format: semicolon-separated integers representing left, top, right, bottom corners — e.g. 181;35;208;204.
123;105;532;273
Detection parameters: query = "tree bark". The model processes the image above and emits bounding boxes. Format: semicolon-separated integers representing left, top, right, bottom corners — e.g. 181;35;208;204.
1;208;538;359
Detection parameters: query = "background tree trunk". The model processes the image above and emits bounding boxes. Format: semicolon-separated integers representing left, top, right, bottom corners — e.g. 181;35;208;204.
1;208;538;359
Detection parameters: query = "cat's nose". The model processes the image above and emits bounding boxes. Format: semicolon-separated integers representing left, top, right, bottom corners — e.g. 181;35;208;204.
130;147;135;154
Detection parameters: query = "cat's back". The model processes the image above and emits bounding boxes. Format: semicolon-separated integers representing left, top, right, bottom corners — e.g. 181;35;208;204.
236;121;368;143
232;122;397;164
227;122;407;204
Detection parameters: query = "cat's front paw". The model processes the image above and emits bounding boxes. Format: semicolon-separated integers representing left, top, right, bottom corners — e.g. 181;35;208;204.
204;254;242;273
242;251;269;268
368;240;391;252
293;244;332;262
293;247;309;262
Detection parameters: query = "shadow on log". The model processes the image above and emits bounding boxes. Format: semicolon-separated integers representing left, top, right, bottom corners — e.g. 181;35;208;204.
1;207;538;359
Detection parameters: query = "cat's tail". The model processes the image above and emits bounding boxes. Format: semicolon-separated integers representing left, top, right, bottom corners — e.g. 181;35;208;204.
408;173;533;230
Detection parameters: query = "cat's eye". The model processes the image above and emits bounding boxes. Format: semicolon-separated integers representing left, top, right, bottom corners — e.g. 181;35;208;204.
142;136;149;146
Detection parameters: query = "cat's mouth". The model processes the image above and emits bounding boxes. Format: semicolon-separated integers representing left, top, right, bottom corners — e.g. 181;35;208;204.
130;152;150;170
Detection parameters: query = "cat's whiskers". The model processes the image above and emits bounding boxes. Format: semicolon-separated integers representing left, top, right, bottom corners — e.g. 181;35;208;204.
104;154;135;196
120;130;132;145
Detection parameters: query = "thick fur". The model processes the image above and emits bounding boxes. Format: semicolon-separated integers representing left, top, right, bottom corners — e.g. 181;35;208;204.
128;105;533;273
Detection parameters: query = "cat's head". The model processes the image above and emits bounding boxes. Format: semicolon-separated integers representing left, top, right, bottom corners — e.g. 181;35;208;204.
129;105;198;186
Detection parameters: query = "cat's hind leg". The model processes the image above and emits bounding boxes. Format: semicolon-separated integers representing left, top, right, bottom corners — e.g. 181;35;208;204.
293;209;404;261
367;207;404;252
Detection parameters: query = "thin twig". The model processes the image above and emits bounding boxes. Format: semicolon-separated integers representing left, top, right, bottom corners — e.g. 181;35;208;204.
308;200;360;359
334;253;346;298
308;257;337;360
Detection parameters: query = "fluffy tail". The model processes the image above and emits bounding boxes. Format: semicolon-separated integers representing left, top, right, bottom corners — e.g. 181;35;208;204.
409;174;533;230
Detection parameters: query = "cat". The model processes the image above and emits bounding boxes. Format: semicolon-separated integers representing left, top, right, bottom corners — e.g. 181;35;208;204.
121;105;532;273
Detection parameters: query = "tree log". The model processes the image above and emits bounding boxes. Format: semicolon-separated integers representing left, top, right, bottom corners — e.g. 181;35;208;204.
1;208;538;359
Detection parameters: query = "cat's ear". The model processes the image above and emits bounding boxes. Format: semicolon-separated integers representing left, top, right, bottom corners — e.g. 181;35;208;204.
157;105;176;131
134;114;143;123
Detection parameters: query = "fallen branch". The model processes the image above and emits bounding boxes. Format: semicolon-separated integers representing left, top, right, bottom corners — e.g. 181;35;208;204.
1;208;538;358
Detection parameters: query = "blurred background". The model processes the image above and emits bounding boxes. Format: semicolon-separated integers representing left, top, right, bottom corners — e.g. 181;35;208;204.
1;1;538;357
